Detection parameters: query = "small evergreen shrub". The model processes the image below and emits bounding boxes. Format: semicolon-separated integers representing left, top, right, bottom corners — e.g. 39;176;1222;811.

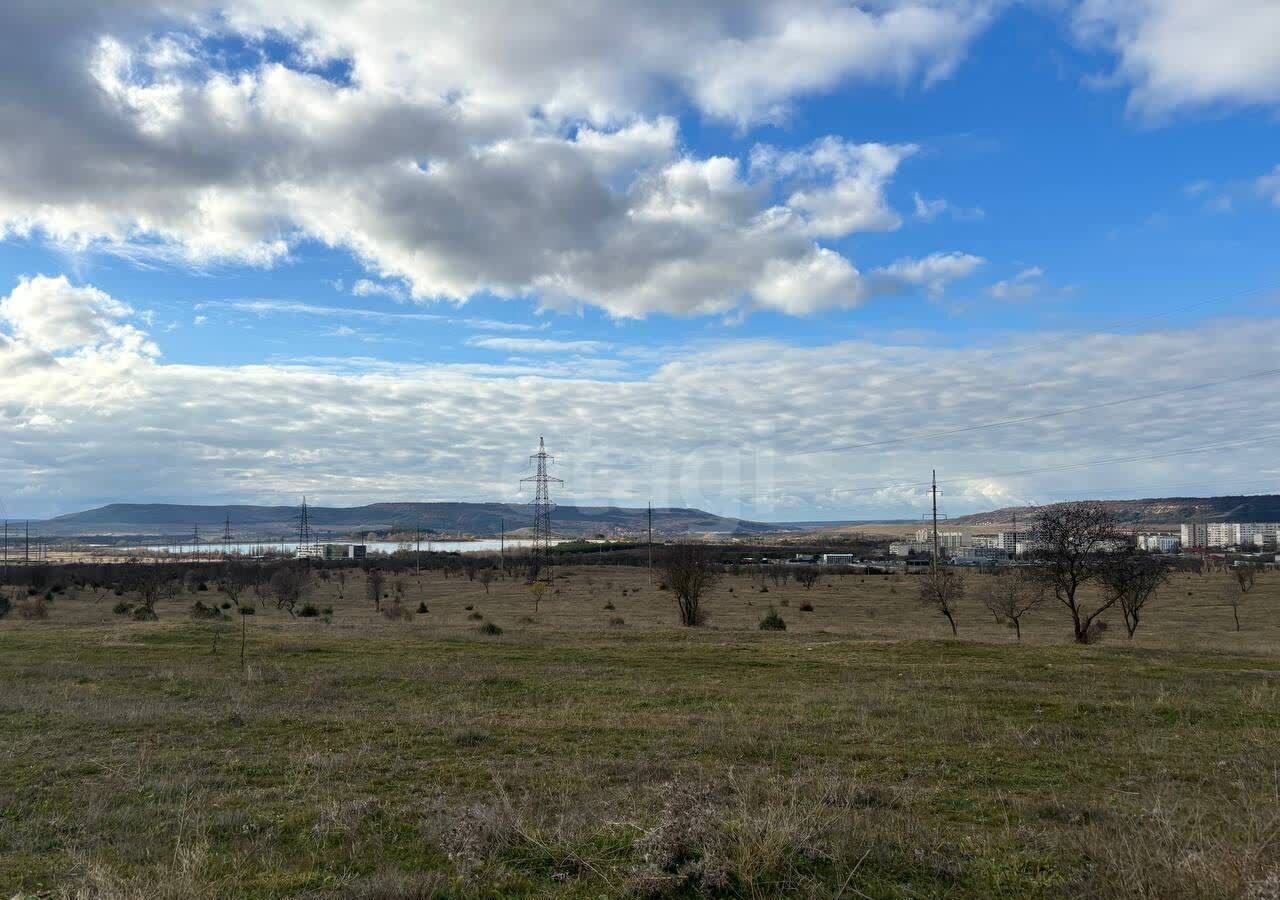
759;607;787;631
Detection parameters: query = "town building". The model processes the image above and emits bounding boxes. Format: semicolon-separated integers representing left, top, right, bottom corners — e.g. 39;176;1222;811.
1180;523;1208;548
1136;533;1180;552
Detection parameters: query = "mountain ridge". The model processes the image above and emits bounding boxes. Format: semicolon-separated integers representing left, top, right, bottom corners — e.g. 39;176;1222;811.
946;494;1280;527
34;501;788;539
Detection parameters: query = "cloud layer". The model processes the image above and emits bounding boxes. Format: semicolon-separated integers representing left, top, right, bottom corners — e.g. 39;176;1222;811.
3;276;1278;520
0;1;1005;320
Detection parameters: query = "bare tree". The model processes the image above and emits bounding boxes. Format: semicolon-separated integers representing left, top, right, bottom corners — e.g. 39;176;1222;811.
1235;564;1259;596
1030;503;1119;644
479;568;493;595
982;568;1045;640
663;544;720;627
1100;550;1169;638
365;567;385;612
269;566;308;617
218;564;249;610
794;567;819;590
1222;580;1245;632
918;568;965;636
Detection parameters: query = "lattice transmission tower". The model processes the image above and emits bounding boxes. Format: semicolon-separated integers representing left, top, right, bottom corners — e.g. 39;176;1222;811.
520;437;562;581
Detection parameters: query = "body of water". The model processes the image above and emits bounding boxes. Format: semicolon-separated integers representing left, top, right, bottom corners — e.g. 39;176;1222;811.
129;538;537;556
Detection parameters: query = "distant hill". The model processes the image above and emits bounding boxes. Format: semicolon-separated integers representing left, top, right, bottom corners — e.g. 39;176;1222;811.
948;494;1280;528
35;502;788;540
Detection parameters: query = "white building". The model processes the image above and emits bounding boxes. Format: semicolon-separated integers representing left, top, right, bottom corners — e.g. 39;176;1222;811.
995;532;1019;552
821;553;856;566
1197;523;1280;548
1180;523;1208;548
889;540;934;558
1136;533;1180;553
914;529;967;549
1206;523;1236;548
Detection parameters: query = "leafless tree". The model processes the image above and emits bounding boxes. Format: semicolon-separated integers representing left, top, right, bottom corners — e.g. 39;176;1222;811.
982;568;1045;640
1222;580;1246;632
1100;550;1169;638
663;543;720;626
794;567;819;590
1235;564;1259;596
335;567;347;599
918;568;965;636
218;564;249;609
269;566;308;617
1030;503;1120;644
479;568;493;595
131;571;172;621
366;567;385;611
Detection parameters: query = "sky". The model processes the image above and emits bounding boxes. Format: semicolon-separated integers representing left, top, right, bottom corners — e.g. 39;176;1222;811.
0;0;1278;523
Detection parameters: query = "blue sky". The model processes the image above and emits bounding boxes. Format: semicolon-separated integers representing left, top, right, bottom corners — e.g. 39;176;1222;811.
0;1;1277;521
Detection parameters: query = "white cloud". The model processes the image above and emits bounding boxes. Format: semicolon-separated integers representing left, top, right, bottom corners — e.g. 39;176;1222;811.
912;191;984;222
1258;165;1280;207
989;266;1045;300
875;252;985;298
7;276;1278;521
1075;0;1280;118
0;3;988;321
467;336;611;353
351;279;408;301
0;275;153;354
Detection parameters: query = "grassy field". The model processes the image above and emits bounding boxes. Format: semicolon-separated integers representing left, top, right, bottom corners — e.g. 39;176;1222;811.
2;564;1278;898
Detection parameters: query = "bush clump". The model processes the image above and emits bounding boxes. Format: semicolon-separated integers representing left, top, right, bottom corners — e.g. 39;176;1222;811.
759;607;787;631
799;601;814;612
297;603;320;618
0;595;10;619
478;621;503;636
17;597;49;620
189;600;221;620
467;611;484;621
112;601;132;616
416;602;428;614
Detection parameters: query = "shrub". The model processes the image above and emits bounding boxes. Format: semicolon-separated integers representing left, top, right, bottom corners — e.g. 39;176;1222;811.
220;602;231;610
298;603;320;618
609;616;626;626
759;607;787;631
322;607;333;615
603;600;616;610
17;597;49;620
464;604;474;611
112;601;132;616
478;621;503;636
239;605;256;615
0;595;10;619
189;600;221;619
799;601;814;612
467;611;484;621
131;605;158;622
417;602;428;614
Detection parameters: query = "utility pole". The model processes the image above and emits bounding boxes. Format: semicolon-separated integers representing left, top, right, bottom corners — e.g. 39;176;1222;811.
647;501;653;585
415;522;421;575
499;517;505;575
520;437;563;582
1011;511;1017;562
930;470;940;575
25;521;29;563
192;523;201;563
223;516;233;559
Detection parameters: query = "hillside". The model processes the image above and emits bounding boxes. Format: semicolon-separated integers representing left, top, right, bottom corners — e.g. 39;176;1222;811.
947;494;1280;527
35;502;787;540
